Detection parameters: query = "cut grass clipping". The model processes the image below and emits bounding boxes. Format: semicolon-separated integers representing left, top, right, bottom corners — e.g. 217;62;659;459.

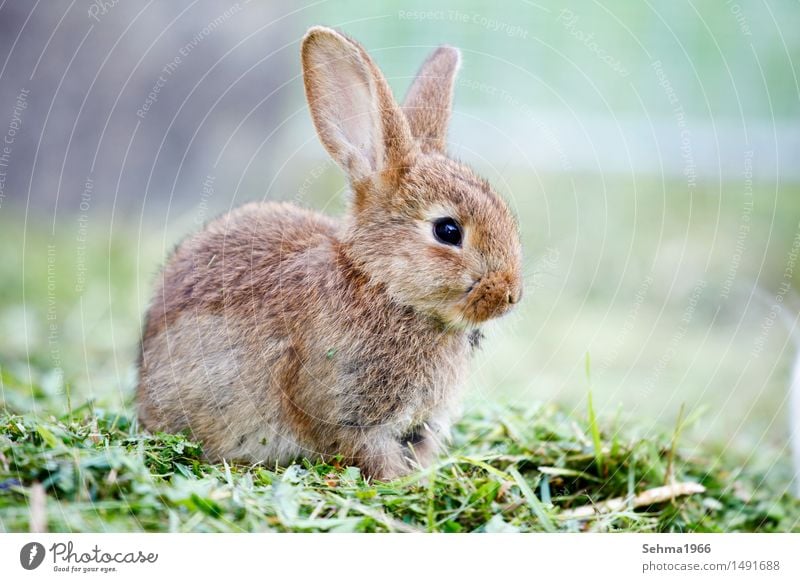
1;394;798;532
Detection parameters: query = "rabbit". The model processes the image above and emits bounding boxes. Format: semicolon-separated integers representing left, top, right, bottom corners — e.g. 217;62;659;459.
136;26;522;481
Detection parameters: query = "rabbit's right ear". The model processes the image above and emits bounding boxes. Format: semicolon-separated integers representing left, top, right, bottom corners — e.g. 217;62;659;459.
302;27;416;183
402;46;461;153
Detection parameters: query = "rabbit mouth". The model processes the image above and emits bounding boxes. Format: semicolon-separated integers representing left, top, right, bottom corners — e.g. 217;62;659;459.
457;271;521;324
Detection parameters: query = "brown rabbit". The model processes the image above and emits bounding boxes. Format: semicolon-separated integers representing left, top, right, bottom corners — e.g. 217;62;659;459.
136;26;522;480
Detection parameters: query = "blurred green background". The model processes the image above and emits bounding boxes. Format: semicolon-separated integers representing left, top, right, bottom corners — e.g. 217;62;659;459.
1;0;798;475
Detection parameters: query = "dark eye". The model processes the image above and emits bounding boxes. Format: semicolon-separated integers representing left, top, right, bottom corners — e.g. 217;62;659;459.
432;217;463;247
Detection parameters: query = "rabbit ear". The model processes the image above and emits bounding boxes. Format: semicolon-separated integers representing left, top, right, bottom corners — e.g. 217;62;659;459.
302;27;416;183
402;46;461;153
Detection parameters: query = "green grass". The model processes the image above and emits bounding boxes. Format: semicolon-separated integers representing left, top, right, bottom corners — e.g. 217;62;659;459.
2;378;798;532
1;174;799;532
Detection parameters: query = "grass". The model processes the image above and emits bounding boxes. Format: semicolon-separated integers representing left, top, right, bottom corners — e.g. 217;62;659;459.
1;174;799;533
2;372;798;532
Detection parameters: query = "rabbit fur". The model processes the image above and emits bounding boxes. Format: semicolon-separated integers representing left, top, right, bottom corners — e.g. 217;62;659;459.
137;26;523;480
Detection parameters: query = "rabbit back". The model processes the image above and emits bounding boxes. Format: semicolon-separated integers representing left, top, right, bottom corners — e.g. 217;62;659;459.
137;201;340;463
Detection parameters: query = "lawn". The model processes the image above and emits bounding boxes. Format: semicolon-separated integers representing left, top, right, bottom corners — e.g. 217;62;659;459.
2;387;798;532
1;172;799;532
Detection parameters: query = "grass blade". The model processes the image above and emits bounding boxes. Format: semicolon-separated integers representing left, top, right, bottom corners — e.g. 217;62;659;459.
587;390;605;475
508;466;555;532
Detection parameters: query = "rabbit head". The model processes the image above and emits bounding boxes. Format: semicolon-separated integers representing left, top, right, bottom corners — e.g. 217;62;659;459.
302;26;522;327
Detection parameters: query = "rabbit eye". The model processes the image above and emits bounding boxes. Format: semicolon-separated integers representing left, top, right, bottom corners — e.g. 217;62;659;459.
433;217;463;247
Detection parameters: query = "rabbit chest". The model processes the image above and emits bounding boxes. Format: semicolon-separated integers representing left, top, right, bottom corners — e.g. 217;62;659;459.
283;287;473;437
331;329;470;431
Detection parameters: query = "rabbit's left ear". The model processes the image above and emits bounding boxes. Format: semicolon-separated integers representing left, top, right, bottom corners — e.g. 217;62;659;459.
302;26;416;184
402;46;461;153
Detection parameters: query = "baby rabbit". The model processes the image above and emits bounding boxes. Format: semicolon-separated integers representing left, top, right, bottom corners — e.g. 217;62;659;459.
137;26;522;480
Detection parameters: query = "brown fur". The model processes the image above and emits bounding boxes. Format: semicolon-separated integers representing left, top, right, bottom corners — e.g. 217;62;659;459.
137;27;522;480
403;46;461;153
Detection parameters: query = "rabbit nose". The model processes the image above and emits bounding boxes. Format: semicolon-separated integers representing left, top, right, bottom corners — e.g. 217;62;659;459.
463;271;522;323
506;277;522;305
